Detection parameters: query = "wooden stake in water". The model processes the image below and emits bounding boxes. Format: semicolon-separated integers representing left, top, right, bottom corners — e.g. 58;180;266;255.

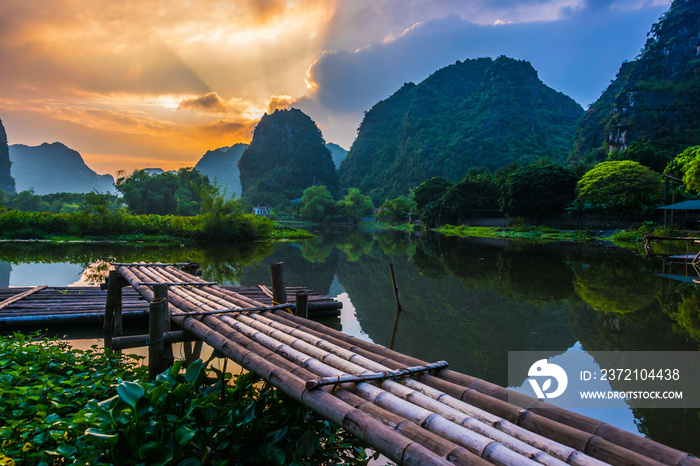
389;263;403;350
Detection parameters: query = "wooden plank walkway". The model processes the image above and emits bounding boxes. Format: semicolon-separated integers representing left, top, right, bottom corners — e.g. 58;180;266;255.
109;262;699;466
0;284;340;329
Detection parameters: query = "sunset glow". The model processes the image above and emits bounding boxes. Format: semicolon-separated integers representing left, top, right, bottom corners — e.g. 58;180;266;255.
0;0;670;176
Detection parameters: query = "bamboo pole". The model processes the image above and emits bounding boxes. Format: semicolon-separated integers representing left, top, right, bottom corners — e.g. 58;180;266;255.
0;285;47;310
139;281;217;286
145;283;569;466
121;266;548;465
227;314;571;465
266;312;680;466
117;267;452;466
115;265;696;466
214;320;493;466
133;268;600;464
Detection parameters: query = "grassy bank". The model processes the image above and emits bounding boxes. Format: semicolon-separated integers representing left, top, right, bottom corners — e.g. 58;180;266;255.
434;224;598;242
432;222;700;254
0;333;370;466
0;210;313;243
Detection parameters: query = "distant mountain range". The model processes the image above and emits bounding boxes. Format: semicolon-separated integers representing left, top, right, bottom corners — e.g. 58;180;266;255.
194;143;248;198
338;56;584;202
9;142;115;195
326;143;348;169
570;0;700;165
0;118;14;194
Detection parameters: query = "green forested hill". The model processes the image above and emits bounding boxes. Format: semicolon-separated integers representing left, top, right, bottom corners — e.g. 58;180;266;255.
338;56;583;202
0;118;15;194
570;0;700;166
238;108;338;205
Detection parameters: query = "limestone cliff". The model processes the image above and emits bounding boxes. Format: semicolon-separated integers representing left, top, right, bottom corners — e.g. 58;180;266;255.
570;0;700;165
0;118;15;194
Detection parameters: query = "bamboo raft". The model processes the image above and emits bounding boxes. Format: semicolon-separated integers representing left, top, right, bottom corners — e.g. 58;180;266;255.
107;262;699;466
0;284;340;329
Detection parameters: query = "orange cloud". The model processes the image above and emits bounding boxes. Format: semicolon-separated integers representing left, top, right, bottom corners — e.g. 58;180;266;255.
267;95;293;113
0;0;337;175
178;92;231;113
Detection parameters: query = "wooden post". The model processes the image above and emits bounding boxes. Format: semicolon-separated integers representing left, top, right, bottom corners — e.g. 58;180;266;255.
295;290;308;318
114;278;123;336
104;270;120;349
149;297;170;380
151;284;173;377
270;262;287;304
153;284;171;332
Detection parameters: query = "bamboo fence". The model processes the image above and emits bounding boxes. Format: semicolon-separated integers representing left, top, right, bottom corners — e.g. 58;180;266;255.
112;262;700;466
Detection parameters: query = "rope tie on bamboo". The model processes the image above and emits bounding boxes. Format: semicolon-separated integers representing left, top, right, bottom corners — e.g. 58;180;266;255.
271;299;295;315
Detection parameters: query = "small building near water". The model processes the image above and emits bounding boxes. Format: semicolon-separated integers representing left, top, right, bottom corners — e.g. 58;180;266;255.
252;205;272;216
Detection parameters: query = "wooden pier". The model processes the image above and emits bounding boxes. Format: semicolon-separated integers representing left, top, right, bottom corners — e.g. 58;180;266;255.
94;261;698;466
0;283;340;329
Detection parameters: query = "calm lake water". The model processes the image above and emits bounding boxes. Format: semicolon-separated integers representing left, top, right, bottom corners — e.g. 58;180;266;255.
1;228;699;455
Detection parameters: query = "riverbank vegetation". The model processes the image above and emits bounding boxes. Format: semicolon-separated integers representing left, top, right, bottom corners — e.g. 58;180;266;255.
285;144;700;237
0;332;371;466
0;170;313;242
5;143;700;245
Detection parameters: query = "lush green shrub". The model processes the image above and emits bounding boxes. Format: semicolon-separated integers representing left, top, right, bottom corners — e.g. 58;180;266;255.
116;168;212;216
376;197;413;224
0;210;274;242
0;333;370;466
336;188;375;223
576;161;663;214
298;185;336;223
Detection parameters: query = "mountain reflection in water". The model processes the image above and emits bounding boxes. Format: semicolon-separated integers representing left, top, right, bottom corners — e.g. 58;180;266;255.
0;228;698;455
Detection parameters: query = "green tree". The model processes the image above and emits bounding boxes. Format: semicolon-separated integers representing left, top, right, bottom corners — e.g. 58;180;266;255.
413;177;454;226
664;146;700;180
376;197;412;224
607;142;671;173
336;188;374;223
413;177;453;213
500;160;578;217
116;168;211;215
577;161;663;214
9;189;50;212
81;191;114;215
299;185;336;222
442;168;500;222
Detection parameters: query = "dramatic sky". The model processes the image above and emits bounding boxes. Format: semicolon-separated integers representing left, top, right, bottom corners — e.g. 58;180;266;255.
0;0;670;176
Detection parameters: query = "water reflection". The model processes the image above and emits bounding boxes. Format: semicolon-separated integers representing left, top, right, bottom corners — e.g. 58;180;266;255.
1;230;699;454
